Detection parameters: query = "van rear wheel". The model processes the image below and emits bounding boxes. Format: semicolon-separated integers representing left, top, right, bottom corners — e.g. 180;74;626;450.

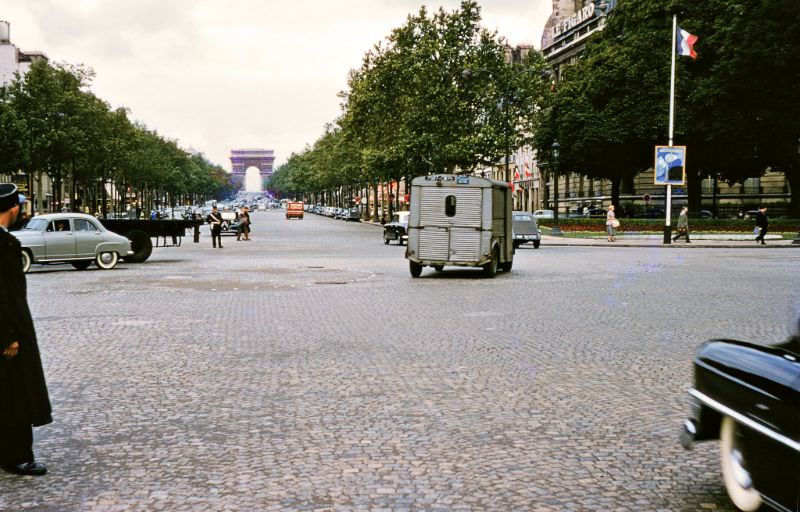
483;247;498;278
409;261;422;278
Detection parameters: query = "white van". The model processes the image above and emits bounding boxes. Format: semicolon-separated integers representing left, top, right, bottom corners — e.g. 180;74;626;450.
405;174;513;278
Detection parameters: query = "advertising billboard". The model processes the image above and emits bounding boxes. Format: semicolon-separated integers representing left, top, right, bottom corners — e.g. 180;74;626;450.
654;146;686;185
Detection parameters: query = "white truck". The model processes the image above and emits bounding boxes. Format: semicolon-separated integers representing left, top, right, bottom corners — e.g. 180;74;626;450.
405;174;513;278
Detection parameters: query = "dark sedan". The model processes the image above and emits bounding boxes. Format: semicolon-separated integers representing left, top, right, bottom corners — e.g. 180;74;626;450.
383;211;409;245
680;319;799;511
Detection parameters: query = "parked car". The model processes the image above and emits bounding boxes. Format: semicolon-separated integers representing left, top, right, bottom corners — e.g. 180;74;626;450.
344;207;361;221
640;208;666;219
383;211;410;245
511;211;541;249
533;209;555;219
680;314;800;512
13;213;133;273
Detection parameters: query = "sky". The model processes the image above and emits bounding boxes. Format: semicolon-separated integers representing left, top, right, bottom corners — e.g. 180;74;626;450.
0;0;550;181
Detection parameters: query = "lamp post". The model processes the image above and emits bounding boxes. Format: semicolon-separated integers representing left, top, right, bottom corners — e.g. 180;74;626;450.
550;140;563;236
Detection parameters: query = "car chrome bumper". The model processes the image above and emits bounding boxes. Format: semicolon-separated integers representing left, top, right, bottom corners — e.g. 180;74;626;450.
687;388;800;453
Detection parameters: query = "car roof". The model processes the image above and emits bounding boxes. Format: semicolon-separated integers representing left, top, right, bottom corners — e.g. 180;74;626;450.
30;213;100;221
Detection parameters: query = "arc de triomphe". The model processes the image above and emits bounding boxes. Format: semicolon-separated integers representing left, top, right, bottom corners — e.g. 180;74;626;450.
229;149;275;190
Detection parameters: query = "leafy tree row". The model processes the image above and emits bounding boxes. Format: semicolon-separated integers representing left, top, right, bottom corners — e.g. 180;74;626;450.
0;59;233;215
271;1;550;216
274;0;799;217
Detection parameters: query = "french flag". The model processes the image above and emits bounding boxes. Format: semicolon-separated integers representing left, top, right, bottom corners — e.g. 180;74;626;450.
677;26;698;59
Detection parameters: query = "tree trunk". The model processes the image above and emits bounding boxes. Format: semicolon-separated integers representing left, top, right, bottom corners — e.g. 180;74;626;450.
610;176;621;213
687;169;702;214
787;166;799;218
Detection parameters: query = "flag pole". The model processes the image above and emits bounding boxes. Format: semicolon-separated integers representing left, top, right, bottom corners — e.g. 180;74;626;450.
664;14;677;244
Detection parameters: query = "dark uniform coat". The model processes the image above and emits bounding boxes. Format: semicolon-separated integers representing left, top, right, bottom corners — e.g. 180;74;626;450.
0;228;52;427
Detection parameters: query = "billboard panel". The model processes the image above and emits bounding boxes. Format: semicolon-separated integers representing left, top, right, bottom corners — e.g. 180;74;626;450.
654;146;686;185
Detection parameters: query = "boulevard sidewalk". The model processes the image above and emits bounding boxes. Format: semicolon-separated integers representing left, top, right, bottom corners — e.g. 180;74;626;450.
540;234;798;248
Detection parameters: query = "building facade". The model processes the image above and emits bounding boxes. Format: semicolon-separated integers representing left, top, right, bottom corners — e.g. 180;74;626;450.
0;21;54;214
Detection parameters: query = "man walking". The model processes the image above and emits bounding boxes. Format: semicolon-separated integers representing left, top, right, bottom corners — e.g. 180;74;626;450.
755;207;769;245
207;205;224;248
0;183;52;476
673;207;690;243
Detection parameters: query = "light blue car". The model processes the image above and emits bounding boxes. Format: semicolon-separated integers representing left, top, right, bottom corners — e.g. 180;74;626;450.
13;213;133;273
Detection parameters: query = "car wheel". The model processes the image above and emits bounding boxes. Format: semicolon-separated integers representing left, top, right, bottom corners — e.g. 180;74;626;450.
95;251;119;270
71;260;92;270
483;246;498;278
433;265;443;272
500;259;513;272
123;230;153;263
384;238;390;245
720;416;762;512
513;241;521;249
409;260;422;278
21;249;32;273
533;240;541;249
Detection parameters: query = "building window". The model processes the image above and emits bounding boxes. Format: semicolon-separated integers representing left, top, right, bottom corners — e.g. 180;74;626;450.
701;176;714;194
743;177;761;194
445;195;457;217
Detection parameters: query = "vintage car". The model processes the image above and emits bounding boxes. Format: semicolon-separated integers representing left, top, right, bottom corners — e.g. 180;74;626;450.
680;320;799;512
344;207;361;221
13;213;133;273
512;211;541;249
286;201;304;220
383;211;409;245
219;210;238;235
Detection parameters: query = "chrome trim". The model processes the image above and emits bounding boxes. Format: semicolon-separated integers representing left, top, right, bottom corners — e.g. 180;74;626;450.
689;388;800;453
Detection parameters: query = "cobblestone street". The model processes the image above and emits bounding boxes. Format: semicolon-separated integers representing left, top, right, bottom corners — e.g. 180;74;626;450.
2;209;798;512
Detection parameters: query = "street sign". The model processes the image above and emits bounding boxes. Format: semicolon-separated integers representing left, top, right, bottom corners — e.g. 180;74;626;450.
654;146;686;185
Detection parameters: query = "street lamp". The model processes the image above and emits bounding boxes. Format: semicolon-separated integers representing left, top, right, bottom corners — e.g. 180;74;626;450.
550;141;563;236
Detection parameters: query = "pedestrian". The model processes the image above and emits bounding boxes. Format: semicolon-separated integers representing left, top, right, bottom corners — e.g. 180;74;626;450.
754;207;768;245
673;206;691;243
0;183;52;476
207;205;224;248
237;206;251;241
606;205;619;242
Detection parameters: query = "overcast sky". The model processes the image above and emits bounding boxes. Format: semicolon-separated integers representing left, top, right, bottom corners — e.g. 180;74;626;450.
1;1;550;173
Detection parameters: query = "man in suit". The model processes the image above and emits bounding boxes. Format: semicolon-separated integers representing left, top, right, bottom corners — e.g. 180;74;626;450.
207;206;224;248
755;207;769;245
0;183;52;476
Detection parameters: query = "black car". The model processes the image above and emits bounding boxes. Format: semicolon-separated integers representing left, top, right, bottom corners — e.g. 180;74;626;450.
680;318;800;511
383;211;409;245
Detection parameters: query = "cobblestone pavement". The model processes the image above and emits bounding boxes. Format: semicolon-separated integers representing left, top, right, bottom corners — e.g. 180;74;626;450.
2;210;798;512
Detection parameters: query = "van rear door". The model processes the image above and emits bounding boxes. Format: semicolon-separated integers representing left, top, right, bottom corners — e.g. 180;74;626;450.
418;186;482;262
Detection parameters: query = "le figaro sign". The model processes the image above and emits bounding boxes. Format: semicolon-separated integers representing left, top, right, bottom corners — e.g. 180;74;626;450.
553;4;597;38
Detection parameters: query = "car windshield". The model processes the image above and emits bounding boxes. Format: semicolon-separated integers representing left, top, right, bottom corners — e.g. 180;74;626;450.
24;218;47;231
514;214;533;221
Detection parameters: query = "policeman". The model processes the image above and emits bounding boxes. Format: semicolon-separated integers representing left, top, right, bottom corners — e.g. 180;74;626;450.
207;205;224;248
0;184;52;476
